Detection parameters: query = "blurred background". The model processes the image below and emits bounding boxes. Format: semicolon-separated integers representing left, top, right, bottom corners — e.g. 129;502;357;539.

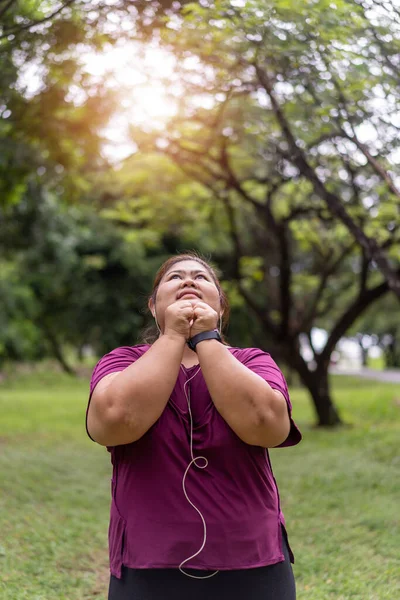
0;1;399;599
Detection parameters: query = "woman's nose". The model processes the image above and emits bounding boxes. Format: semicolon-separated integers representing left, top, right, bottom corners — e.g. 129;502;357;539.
182;276;196;286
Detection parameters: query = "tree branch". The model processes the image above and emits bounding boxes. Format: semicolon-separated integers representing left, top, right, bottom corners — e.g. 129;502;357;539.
359;249;369;298
219;136;263;210
0;0;17;20
307;131;343;151
342;130;400;199
327;74;400;198
166;149;219;194
301;241;357;333
254;63;400;299
0;0;76;40
307;330;316;358
317;279;390;369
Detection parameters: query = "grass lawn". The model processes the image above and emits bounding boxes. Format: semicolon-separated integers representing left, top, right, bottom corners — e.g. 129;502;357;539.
0;366;399;599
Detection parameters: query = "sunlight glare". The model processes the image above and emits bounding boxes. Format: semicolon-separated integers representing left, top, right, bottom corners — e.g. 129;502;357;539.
83;43;179;127
81;41;216;162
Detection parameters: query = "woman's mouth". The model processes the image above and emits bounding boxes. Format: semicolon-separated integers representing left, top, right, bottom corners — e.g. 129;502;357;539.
178;290;201;299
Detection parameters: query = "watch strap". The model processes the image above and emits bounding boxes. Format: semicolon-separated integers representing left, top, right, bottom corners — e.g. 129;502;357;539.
187;330;222;352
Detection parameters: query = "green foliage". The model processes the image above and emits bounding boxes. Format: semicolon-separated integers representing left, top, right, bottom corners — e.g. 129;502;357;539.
158;0;400;249
0;0;121;211
0;186;157;362
0;262;43;362
90;152;233;255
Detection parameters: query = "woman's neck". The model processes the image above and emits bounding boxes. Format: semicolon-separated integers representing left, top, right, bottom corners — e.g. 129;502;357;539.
181;343;199;367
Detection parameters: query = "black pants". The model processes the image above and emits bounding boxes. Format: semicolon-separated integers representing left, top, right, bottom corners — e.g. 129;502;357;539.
108;536;296;600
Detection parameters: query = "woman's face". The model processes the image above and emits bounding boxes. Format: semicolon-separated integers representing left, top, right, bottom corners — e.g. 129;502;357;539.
149;260;222;331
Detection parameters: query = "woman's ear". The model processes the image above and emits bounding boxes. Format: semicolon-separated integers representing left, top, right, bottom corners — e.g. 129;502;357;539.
148;297;155;318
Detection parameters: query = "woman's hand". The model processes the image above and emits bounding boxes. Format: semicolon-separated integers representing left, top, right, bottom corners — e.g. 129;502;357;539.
189;301;219;338
164;300;196;340
164;299;218;341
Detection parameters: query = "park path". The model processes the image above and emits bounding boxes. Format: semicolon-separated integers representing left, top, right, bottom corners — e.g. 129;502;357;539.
330;367;400;383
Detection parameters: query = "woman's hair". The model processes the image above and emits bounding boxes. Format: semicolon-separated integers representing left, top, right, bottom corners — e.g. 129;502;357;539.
140;251;230;345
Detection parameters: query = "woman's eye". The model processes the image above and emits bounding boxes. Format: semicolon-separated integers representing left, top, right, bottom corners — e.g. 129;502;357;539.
169;273;208;280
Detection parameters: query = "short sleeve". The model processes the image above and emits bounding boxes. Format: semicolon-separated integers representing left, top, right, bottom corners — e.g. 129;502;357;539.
86;345;149;443
234;347;302;448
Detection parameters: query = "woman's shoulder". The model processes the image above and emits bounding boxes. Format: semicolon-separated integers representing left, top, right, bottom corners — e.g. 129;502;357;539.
104;344;150;357
228;346;271;358
94;344;150;367
90;344;150;384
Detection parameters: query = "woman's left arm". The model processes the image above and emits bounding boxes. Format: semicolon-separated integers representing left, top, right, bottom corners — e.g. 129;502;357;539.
197;340;290;447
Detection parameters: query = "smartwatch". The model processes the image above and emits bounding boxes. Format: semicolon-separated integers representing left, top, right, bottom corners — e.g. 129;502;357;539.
187;330;222;352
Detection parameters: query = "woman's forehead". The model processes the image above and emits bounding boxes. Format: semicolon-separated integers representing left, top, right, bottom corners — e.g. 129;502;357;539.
164;260;210;277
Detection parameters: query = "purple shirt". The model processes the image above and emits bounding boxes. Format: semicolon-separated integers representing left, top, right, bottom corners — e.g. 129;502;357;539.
87;345;301;578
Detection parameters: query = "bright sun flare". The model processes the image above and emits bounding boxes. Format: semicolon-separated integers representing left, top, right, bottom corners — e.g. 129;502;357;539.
82;43;182;159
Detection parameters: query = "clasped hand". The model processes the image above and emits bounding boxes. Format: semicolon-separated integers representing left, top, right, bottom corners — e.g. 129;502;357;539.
164;299;218;340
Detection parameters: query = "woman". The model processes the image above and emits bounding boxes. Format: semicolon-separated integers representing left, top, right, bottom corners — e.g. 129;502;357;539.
86;252;302;600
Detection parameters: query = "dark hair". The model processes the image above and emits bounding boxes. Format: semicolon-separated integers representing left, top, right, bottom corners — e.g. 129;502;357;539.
140;251;230;344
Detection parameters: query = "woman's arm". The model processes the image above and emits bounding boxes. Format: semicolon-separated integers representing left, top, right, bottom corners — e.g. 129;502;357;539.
88;299;197;446
87;333;186;446
196;339;291;447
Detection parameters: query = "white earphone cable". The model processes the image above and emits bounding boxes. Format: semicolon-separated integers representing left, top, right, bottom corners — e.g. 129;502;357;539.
178;365;219;579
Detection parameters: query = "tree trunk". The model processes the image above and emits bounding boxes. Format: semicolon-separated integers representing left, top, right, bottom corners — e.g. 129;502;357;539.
384;335;400;368
42;325;76;376
305;369;342;426
284;346;342;426
264;337;342;426
359;342;368;367
361;349;368;368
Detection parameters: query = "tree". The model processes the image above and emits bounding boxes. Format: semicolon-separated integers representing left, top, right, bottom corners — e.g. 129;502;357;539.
99;144;391;425
95;0;400;424
154;0;400;290
0;0;119;210
0;183;160;372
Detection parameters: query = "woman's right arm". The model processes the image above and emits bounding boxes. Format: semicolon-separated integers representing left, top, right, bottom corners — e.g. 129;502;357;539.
87;333;186;447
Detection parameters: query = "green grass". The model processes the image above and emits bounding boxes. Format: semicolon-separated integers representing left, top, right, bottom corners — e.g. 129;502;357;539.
0;365;399;599
272;376;400;600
